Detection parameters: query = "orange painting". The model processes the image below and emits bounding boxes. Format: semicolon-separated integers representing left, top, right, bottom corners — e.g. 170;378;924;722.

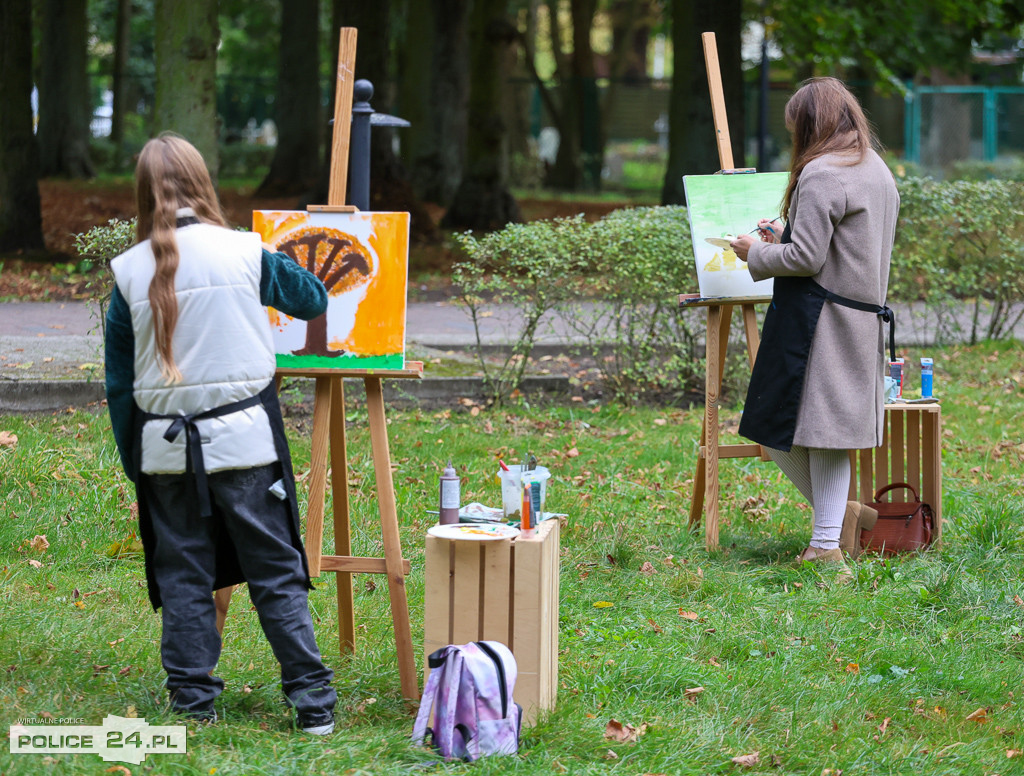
253;210;409;370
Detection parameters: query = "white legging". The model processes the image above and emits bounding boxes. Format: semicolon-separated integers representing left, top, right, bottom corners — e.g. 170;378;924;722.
766;445;850;550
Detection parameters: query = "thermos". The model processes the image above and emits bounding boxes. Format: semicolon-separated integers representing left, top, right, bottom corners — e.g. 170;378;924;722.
439;460;460;525
920;357;933;398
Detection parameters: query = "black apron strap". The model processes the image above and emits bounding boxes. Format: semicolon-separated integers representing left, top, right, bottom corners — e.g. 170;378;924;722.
146;393;263;518
823;290;896;363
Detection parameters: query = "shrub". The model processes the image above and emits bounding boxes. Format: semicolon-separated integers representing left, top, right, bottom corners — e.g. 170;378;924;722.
564;206;711;404
452;216;591;403
453;208;749;406
893;177;1024;343
73;218;137;336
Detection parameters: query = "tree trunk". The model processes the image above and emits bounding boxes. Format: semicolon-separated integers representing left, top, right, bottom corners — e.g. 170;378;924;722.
399;0;471;205
257;0;322;197
661;0;744;205
110;0;132;149
153;0;219;183
37;0;94;178
0;0;44;251
444;1;522;230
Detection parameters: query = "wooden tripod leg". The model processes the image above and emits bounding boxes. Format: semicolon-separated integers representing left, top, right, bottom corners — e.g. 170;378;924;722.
703;305;733;550
330;378;356;654
364;377;419;701
305;377;332;577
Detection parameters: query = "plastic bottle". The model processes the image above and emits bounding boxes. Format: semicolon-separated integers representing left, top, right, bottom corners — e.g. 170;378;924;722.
439;461;460;525
920;357;933;398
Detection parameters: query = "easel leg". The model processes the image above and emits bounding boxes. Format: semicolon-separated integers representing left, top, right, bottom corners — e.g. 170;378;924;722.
703;305;732;550
364;377;419;701
330;378;356;654
305;377;332;577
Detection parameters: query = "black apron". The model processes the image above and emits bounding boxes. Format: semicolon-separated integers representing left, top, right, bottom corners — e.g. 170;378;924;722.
133;381;312;610
738;225;895;452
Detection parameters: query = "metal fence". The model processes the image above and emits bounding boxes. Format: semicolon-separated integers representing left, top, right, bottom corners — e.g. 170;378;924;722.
905;85;1024;176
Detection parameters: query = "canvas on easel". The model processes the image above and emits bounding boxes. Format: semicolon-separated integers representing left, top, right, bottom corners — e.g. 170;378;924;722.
683;172;786;298
253;209;410;370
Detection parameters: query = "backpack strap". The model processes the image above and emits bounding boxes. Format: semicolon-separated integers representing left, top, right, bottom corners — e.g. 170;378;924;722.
475;641;511;719
411;648;446;746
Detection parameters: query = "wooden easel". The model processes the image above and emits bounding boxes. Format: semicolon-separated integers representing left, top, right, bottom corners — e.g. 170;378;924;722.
681;32;772;551
266;28;420;701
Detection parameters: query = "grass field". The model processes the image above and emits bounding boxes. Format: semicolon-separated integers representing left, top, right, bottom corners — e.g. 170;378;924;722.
1;341;1023;775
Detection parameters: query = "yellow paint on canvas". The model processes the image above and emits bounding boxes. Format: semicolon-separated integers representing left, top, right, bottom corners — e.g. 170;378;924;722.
253;210;408;360
331;212;408;355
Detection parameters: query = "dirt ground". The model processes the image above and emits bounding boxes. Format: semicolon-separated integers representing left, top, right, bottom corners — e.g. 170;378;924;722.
0;180;633;301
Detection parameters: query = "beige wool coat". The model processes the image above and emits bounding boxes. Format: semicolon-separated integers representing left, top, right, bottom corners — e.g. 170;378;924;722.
746;149;900;450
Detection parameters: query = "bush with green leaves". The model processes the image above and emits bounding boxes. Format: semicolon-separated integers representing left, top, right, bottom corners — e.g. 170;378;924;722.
453;208;750;406
452;216;591;403
565;206;724;404
893;177;1024;343
73;217;137;336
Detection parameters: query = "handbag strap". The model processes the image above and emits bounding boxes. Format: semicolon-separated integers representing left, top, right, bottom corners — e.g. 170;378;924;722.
873;481;921;503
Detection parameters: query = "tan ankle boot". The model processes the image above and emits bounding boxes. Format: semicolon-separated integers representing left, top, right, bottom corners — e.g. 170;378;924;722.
839;501;879;559
797;546;852;584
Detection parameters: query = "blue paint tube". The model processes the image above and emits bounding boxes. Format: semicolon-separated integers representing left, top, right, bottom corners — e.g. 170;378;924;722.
920;357;933;398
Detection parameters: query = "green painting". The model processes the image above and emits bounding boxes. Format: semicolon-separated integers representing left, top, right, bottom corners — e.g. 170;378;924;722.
683;172;789;298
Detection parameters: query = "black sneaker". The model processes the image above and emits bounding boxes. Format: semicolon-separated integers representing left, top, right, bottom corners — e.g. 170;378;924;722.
297;711;335;736
173;705;217;724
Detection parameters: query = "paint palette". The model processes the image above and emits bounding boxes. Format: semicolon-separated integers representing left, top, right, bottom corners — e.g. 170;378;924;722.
704;236;737;250
427;523;521;541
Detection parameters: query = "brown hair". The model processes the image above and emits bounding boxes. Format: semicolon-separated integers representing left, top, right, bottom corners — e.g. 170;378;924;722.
781;77;877;221
134;133;226;384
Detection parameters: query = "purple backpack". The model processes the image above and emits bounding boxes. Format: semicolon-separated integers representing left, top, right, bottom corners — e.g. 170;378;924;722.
412;641;522;761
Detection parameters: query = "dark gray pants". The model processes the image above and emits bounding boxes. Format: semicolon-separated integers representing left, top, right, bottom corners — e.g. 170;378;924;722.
141;462;336;719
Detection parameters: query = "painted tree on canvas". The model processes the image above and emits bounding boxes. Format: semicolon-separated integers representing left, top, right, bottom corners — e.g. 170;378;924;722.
278;229;372;357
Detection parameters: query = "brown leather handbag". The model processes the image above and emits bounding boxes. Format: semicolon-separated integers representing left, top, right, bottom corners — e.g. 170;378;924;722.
859;482;934;554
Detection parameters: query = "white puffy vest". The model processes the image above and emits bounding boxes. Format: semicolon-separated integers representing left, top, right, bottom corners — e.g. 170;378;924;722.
110;211;278;475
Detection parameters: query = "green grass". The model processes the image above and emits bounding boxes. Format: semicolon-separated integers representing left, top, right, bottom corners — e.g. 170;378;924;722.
2;342;1024;774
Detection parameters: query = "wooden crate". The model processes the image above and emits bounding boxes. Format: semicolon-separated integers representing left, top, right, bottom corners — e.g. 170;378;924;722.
849;403;943;544
423;518;560;726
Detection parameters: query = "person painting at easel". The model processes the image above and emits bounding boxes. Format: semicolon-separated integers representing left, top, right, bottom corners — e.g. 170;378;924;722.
729;77;899;575
104;133;338;732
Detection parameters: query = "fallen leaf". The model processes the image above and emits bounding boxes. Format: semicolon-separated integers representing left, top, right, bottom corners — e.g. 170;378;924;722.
364;578;377;592
731;752;759;767
593;601;615;608
878;717;892;734
603;750;619;760
709;657;721;667
684;686;705;702
566;447;580;458
105;767;132;776
603;718;647;743
92;664;111;675
647;618;662;634
0;431;17;448
678;610;699;620
966;707;988;723
1007;749;1023;759
119;666;131;676
27;559;42;568
846;663;860;674
639;561;656;575
29;535;49;553
653;418;667;426
1013;595;1023;607
821;770;843;776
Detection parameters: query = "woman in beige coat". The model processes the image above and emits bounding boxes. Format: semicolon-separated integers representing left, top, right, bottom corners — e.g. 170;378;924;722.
730;78;899;567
